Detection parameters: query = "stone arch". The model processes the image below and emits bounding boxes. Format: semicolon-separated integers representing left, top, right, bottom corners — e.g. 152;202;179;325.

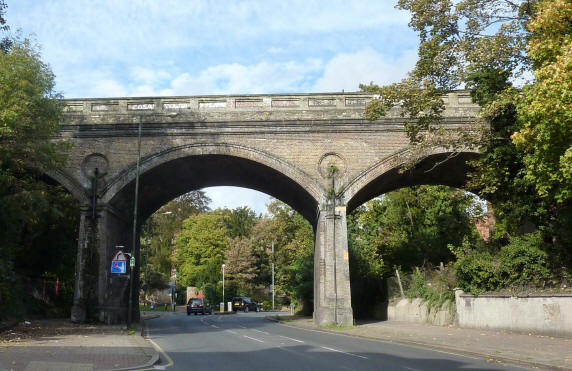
344;148;481;214
103;143;324;224
45;168;90;204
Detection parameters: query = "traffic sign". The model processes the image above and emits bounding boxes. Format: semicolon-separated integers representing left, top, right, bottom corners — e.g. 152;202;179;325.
111;250;127;274
130;256;135;267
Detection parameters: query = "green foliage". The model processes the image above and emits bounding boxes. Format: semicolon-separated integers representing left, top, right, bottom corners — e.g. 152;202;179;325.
404;267;455;312
259;200;314;313
140;190;211;289
0;35;77;319
452;231;556;294
454;250;500;295
224;236;257;293
512;0;572;204
175;212;228;288
348;185;480;317
221;206;259;238
363;0;571;280
498;232;552;287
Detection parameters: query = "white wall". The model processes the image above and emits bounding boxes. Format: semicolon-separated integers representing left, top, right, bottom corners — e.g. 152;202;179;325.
455;290;572;337
388;298;455;326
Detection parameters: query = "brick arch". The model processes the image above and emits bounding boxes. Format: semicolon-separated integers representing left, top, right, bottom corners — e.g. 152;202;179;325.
45;169;90;204
102;143;324;223
343;148;481;214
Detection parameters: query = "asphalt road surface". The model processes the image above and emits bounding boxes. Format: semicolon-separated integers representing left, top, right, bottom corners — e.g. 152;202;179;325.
146;312;528;371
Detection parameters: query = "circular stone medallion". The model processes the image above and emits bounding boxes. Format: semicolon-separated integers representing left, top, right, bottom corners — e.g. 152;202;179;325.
318;153;346;179
81;153;109;178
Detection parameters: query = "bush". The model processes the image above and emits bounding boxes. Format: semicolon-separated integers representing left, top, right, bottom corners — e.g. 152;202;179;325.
404;267;455;312
498;231;551;287
454;251;500;295
453;231;553;294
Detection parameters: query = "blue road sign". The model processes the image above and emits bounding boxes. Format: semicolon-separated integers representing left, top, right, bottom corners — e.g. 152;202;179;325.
111;250;128;274
111;260;126;274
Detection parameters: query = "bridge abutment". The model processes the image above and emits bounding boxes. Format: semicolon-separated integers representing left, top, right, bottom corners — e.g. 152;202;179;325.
314;205;354;326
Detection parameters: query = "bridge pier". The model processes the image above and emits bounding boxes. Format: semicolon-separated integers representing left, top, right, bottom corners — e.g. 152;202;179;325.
313;205;353;326
71;206;90;323
71;203;137;324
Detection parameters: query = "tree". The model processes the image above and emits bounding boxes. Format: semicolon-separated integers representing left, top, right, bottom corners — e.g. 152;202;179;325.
0;0;10;51
140;190;211;288
175;212;228;288
264;200;314;312
224;237;257;294
221;206;259;239
363;0;571;251
512;0;572;204
0;32;74;318
347;186;482;316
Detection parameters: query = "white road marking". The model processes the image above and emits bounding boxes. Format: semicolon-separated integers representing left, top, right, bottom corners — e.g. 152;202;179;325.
226;330;238;335
211;325;219;328
279;335;304;343
253;329;269;335
320;346;368;360
243;335;264;343
402;367;422;371
239;325;247;329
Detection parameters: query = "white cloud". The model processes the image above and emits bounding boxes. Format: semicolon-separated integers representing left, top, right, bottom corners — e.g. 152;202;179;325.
168;59;323;95
313;48;417;92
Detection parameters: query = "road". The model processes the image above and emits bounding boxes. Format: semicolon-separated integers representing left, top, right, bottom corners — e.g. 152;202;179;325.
145;312;527;371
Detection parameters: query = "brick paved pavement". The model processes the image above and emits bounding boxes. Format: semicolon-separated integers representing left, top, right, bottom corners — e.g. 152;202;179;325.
0;322;158;371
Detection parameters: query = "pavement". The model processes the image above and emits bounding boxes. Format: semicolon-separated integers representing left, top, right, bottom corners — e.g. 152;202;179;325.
1;308;570;370
269;315;572;370
0;313;161;371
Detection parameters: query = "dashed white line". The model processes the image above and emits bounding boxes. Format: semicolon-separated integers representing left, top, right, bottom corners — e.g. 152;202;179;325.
243;335;264;343
402;367;422;371
320;346;368;360
226;330;238;335
279;335;304;343
211;325;219;328
239;325;247;329
253;329;269;335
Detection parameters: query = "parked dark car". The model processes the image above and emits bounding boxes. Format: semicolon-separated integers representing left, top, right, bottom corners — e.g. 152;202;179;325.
186;297;212;315
231;296;259;312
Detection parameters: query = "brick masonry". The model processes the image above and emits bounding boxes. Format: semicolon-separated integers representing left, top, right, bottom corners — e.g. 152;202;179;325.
58;91;481;326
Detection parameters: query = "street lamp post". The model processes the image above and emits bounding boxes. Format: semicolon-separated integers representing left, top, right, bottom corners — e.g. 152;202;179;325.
172;268;177;312
271;241;275;311
222;264;225;312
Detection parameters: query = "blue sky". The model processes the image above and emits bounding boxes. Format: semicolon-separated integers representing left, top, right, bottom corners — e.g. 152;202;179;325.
6;0;419;214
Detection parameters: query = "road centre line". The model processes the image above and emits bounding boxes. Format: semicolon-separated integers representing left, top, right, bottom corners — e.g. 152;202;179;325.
243;335;264;343
279;335;304;343
320;346;368;359
253;329;269;335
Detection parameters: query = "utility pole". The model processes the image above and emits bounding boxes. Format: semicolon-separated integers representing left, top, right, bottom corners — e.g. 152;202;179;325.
128;119;142;327
271;241;275;311
330;166;338;325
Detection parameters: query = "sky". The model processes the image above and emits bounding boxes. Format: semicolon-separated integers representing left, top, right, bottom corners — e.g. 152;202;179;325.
6;0;419;215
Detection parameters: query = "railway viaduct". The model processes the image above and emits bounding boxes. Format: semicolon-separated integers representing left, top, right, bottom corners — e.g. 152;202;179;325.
52;91;480;325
